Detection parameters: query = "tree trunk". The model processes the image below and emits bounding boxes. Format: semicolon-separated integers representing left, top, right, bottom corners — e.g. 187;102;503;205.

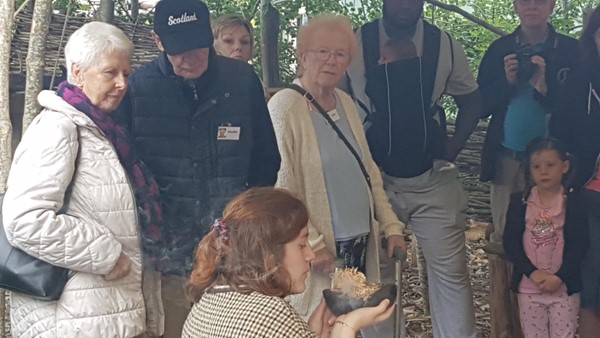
131;0;139;22
483;243;524;338
96;0;115;23
22;0;52;132
0;0;15;333
260;0;281;88
0;0;15;194
562;0;569;19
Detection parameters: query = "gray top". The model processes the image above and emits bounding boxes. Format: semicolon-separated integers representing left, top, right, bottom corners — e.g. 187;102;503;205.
310;94;370;241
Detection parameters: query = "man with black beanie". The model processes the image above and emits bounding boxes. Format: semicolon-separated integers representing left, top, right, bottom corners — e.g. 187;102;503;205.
117;0;280;336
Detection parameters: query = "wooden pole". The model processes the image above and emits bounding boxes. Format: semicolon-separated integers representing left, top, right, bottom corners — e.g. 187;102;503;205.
22;0;52;132
562;0;569;19
483;243;524;338
96;0;115;23
260;0;281;88
0;0;15;333
0;0;14;193
131;0;139;21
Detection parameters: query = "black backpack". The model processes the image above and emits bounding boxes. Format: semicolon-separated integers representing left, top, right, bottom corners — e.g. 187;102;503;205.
358;19;453;133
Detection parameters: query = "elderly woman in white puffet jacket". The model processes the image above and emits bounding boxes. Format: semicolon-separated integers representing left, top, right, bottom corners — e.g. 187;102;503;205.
2;22;162;338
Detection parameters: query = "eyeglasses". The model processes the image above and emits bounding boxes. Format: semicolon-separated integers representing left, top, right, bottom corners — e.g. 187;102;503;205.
307;48;350;63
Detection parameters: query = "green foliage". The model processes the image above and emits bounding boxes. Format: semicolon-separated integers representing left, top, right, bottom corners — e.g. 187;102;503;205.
52;0;81;14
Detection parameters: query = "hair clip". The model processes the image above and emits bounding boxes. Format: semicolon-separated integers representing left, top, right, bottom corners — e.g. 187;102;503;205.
212;218;230;242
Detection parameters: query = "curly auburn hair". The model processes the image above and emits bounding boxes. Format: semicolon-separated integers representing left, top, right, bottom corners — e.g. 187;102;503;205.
187;187;309;302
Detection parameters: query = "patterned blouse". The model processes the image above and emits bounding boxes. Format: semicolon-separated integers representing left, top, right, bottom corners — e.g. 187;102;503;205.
182;289;319;338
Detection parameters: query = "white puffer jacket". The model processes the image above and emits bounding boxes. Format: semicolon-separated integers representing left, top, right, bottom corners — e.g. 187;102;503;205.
2;91;146;338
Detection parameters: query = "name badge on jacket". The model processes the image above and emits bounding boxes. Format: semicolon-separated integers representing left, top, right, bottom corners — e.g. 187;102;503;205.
217;126;241;141
327;109;341;122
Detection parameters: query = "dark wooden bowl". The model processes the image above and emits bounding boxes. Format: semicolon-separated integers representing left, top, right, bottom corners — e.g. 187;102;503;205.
322;284;397;316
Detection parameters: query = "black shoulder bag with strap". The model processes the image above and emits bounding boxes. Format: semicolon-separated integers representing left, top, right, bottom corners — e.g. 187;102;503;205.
0;130;80;300
0;194;69;300
288;84;372;191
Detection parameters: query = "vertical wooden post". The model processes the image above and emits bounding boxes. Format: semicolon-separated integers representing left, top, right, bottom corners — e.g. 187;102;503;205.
260;0;281;88
22;0;52;132
96;0;115;23
0;0;14;193
0;0;15;334
484;243;524;338
131;0;139;22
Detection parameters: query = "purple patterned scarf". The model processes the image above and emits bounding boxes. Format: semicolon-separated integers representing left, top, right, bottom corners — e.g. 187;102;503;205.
57;81;165;264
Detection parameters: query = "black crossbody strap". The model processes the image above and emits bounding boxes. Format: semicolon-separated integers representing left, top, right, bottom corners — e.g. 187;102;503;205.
288;84;372;191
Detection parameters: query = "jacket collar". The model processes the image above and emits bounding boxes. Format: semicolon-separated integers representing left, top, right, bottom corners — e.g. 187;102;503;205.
513;24;558;50
37;90;99;129
156;48;218;86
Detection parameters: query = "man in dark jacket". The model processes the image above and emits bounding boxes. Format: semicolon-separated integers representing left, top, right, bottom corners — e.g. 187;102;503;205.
117;0;280;336
478;0;578;244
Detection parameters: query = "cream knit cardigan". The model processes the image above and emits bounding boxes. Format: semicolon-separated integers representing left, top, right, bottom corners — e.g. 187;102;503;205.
268;80;405;318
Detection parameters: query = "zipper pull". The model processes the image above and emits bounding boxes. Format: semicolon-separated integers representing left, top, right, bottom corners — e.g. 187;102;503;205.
187;81;199;101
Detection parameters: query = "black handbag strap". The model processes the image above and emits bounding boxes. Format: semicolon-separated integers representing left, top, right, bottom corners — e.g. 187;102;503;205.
288;84;372;190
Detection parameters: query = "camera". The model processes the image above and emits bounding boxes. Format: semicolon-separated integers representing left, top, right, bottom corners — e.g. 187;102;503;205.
515;43;545;82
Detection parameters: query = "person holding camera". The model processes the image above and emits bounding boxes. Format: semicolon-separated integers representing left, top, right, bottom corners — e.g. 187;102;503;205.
478;0;579;244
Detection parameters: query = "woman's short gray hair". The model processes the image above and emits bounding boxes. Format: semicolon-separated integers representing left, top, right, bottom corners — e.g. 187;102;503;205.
64;22;134;83
296;15;357;78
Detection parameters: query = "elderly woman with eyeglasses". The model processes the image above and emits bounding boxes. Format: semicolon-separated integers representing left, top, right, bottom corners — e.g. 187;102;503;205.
268;15;407;326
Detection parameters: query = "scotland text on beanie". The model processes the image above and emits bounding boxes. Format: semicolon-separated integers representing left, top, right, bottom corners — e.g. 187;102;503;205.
153;0;213;55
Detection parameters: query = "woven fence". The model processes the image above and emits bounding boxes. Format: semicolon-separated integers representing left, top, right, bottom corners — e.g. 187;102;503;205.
10;11;159;76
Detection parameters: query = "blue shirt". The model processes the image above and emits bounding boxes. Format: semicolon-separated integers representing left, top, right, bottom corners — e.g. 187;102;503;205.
310;95;370;241
502;82;548;151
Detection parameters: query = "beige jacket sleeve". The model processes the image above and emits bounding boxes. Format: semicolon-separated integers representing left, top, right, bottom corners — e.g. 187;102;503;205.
268;91;326;252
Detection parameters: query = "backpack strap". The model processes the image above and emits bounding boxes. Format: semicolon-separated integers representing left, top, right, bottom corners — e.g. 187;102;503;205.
288;84;373;191
421;21;442;112
361;20;381;72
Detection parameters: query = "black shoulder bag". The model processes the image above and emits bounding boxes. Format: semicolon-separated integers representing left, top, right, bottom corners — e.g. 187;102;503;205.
288;84;372;191
0;146;78;301
0;193;70;301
